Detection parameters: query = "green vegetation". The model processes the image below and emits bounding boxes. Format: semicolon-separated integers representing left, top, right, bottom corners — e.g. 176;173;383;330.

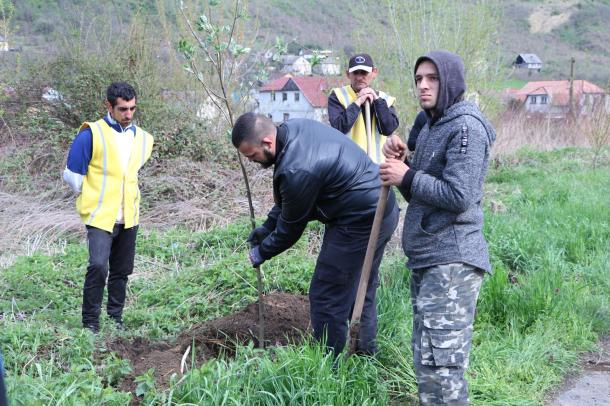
491;78;528;90
1;148;608;404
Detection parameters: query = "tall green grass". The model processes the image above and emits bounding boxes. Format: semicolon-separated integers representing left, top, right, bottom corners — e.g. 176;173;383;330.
1;148;608;405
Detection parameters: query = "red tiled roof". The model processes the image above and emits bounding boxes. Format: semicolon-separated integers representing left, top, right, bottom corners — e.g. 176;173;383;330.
259;74;345;108
513;80;605;106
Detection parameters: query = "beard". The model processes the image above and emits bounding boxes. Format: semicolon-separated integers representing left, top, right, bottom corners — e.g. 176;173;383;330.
258;147;275;169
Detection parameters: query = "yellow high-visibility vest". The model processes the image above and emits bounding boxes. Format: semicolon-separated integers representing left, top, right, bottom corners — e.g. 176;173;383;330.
331;85;396;163
76;119;153;232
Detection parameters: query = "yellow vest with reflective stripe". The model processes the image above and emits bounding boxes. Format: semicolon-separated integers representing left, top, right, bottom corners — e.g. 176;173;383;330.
331;85;396;164
76;119;153;232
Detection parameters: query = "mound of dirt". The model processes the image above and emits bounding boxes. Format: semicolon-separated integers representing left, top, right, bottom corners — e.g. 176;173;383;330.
109;292;311;395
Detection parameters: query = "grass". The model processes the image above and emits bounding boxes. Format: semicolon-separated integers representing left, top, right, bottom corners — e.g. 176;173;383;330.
1;147;609;405
490;78;527;91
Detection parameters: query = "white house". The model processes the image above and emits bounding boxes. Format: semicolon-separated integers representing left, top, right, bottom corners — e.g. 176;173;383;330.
312;57;341;76
506;80;608;118
254;74;343;124
280;55;311;76
0;35;8;52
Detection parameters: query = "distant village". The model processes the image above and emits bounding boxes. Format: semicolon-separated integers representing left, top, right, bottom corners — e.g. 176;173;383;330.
19;36;608;124
249;49;609;125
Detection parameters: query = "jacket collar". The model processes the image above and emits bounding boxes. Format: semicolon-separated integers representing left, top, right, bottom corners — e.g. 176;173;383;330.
273;123;288;168
104;113;136;134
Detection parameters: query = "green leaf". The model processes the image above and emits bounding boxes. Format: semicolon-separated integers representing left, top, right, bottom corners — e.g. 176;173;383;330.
178;39;195;60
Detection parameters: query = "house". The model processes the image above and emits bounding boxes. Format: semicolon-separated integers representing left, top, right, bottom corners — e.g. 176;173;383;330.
0;35;8;52
280;55;311;76
513;54;543;71
506;80;608;118
312;57;341;76
254;74;343;123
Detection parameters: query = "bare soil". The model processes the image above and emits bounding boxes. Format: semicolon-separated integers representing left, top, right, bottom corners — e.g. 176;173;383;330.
546;335;610;406
108;292;311;395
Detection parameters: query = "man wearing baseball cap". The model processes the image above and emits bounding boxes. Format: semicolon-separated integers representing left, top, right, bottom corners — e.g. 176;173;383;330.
328;53;399;164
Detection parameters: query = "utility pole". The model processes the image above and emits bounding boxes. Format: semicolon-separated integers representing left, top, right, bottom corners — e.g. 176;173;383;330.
569;57;575;118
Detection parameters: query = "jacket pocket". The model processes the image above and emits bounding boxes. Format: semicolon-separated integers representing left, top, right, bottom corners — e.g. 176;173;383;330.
420;312;469;367
421;210;456;236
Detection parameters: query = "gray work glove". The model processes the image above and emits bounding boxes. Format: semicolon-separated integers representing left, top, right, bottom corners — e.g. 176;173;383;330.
249;246;265;268
247;226;271;248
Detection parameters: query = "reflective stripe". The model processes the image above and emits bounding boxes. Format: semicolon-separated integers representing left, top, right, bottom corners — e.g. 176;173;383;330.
339;86;352;139
88;122;107;225
133;189;139;225
139;128;146;167
134;128;145;225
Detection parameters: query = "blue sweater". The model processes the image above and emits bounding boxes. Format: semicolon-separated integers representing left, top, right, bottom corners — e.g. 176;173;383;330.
65;113;136;175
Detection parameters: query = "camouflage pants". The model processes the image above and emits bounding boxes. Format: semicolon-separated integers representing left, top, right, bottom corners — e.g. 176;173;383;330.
411;263;484;405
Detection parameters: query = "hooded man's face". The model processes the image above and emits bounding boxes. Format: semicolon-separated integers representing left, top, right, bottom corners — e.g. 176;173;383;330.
415;61;439;112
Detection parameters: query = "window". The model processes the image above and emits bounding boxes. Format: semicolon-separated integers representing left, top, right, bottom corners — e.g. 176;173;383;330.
283;113;290;122
540;96;548;104
294;92;300;102
530;96;537;104
271;91;275;101
282;92;288;101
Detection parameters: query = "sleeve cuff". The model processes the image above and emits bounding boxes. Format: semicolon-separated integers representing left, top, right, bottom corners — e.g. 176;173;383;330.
398;169;416;201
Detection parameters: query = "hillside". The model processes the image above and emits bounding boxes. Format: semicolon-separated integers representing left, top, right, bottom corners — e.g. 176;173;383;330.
6;0;610;85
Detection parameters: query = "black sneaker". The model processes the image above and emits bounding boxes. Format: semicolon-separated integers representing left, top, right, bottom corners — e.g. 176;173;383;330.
83;323;100;334
111;318;126;331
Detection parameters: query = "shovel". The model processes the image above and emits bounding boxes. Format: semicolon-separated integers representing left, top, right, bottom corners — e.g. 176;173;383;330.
348;99;390;355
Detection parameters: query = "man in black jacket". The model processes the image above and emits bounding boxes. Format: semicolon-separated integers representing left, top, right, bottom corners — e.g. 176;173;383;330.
328;53;399;163
232;113;399;356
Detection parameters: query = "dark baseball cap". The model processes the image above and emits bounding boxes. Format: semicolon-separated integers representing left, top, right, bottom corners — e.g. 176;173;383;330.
348;53;374;73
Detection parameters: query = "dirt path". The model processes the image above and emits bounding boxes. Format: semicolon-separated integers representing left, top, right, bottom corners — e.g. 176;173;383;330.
547;335;610;406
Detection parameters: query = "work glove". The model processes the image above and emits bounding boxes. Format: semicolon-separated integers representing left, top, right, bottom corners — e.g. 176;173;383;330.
247;226;271;248
249;246;265;268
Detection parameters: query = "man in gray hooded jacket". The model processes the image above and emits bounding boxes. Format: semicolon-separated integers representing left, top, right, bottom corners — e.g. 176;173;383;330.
380;50;496;405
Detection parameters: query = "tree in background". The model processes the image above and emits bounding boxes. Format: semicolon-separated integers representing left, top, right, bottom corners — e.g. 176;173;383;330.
582;100;610;169
352;0;502;123
178;0;281;348
0;0;13;51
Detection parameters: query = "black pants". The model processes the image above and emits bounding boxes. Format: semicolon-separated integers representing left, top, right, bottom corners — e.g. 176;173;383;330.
0;350;7;406
309;203;399;356
82;224;138;327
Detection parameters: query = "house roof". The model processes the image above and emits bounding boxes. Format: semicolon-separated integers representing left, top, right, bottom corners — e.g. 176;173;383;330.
510;80;605;106
259;74;344;107
516;53;542;64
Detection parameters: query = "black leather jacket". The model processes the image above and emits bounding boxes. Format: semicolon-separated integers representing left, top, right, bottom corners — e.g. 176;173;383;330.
258;119;393;260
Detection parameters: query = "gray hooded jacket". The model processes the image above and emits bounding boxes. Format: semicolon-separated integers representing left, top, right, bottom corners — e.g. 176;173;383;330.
399;51;496;272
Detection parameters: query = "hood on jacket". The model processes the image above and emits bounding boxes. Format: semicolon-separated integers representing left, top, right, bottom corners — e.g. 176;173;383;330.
414;50;465;122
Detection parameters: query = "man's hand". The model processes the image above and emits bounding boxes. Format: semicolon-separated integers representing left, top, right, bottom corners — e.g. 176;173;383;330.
380;158;410;186
249;246;265;268
247;226;271;248
354;87;377;106
382;135;407;159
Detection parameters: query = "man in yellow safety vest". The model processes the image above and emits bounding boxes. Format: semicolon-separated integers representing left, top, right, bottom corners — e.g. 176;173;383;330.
328;53;399;163
62;82;153;333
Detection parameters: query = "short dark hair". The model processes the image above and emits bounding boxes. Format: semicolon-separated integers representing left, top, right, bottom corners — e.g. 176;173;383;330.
106;82;137;107
231;112;275;148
